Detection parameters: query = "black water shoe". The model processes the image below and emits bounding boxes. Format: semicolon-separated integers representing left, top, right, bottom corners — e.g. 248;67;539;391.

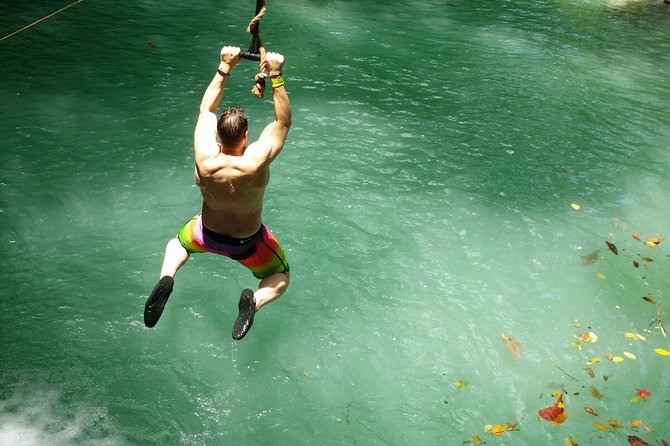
144;276;174;327
232;288;256;340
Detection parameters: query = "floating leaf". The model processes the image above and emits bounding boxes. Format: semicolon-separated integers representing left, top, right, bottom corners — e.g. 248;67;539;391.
501;334;523;360
606;353;624;362
564;437;576;446
647;236;662;247
577;332;598;343
589;385;603;400
630;420;642;429
640;257;654;263
624;352;636;360
505;422;518;431
628;436;651;446
608;419;623;428
587;357;601;365
632;233;642;241
633;260;640;268
581;251;599;266
596;273;607;280
584;367;595;378
584;406;598;416
605;241;619;255
456;379;469;389
472;434;484;444
489;424;506;436
539;393;568;425
662;440;669;446
571;203;581;210
636;388;651;400
642;296;657;304
594;422;610;432
655;348;670;356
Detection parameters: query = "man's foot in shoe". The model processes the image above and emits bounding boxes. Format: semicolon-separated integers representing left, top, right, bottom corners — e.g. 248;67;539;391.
232;288;256;340
144;276;174;327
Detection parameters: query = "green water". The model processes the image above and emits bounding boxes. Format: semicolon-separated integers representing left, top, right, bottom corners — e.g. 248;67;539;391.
1;0;669;444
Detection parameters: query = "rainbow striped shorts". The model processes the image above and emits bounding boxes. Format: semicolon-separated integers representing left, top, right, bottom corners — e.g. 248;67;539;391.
177;214;289;279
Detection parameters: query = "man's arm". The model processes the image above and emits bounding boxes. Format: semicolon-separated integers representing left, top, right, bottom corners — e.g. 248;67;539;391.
194;46;241;160
245;52;292;166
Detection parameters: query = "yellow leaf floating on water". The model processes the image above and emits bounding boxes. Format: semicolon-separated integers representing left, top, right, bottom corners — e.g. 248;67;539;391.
606;353;624;362
594;422;610;432
456;379;469;389
571;203;581;210
631;420;642;428
654;348;670;356
565;436;576;446
587;356;601;365
596;273;607;280
624;332;646;341
490;424;506;436
472;434;484;444
624;352;636;360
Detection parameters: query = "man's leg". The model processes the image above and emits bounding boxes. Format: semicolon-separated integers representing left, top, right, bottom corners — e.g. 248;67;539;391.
232;272;289;340
144;237;190;327
255;271;290;310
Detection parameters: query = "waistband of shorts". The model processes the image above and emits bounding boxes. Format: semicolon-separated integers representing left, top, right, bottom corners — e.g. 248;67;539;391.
202;223;263;246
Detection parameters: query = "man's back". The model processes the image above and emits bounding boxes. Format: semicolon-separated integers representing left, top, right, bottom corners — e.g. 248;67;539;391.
195;143;271;237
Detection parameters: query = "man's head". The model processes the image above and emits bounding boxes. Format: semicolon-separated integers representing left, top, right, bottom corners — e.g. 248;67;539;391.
217;107;248;147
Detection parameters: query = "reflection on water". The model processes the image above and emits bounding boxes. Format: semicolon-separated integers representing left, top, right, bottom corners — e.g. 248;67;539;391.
0;0;669;444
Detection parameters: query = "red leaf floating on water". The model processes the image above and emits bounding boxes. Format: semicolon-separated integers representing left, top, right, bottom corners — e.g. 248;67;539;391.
628;436;650;446
606;241;619;255
539;394;567;425
661;440;669;446
636;388;651;400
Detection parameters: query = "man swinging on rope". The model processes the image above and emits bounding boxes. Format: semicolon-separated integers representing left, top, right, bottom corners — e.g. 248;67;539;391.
143;46;291;340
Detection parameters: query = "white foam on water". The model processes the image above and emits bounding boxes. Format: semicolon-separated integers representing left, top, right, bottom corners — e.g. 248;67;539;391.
0;388;121;446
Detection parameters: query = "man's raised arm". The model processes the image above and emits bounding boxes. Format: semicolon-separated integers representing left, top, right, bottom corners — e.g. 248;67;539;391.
254;52;292;162
194;46;241;155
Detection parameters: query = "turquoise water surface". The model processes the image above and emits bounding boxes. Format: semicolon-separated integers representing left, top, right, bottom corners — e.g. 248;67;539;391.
1;1;669;444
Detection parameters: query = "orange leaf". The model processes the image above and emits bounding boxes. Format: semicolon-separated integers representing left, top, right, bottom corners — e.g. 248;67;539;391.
636;388;651;400
608;419;623;428
632;233;642;241
630;420;642;429
584;406;598;416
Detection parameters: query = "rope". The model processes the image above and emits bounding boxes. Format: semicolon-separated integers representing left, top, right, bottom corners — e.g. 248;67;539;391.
247;1;268;98
0;0;86;43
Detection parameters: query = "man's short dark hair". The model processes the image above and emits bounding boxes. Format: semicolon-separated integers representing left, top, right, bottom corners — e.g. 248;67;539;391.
217;107;248;146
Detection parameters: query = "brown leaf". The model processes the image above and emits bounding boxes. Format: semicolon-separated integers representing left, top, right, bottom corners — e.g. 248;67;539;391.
640;257;654;262
642;296;657;304
628;436;651;446
633;261;640;268
606;241;619;255
581;251;599;266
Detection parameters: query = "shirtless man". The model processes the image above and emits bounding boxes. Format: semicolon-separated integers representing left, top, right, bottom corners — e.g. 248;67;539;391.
143;46;291;340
